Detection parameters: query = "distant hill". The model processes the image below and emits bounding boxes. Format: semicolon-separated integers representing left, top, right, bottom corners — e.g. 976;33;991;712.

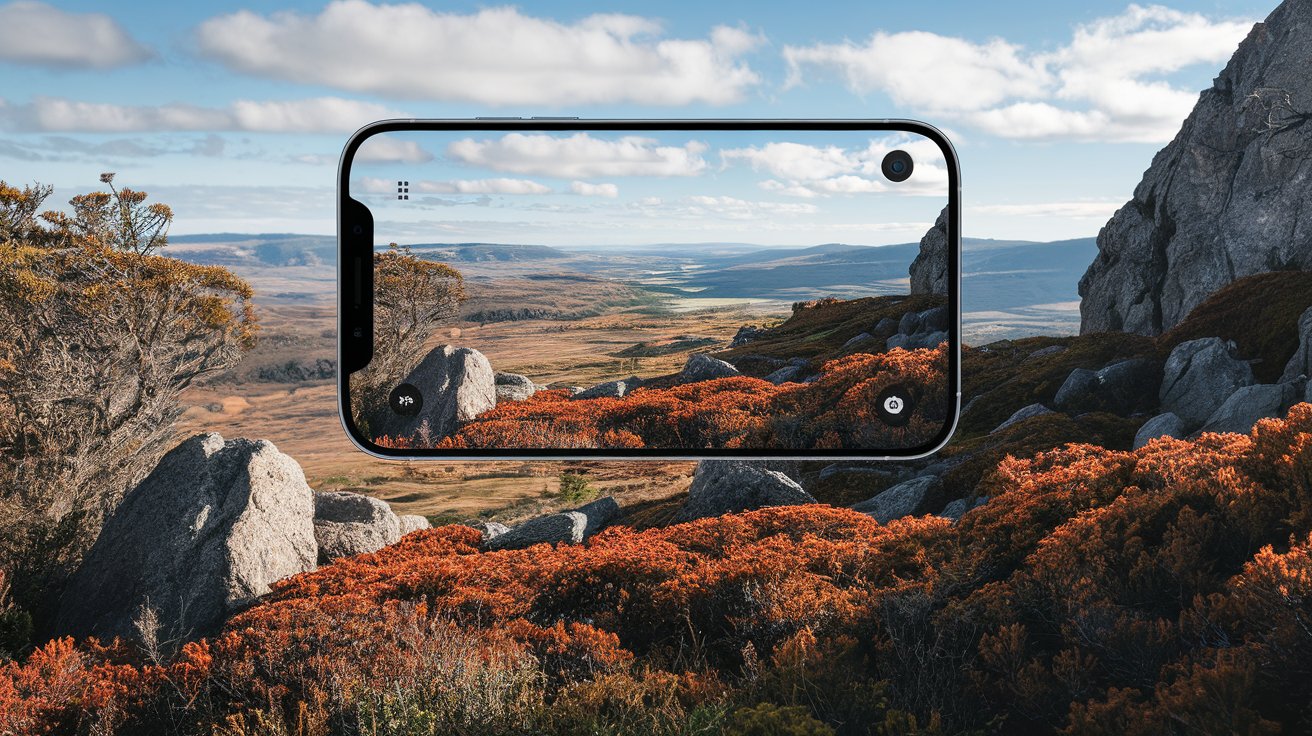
408;243;570;262
169;234;336;267
166;232;1098;337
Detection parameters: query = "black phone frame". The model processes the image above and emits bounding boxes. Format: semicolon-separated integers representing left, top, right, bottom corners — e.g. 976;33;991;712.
339;118;961;460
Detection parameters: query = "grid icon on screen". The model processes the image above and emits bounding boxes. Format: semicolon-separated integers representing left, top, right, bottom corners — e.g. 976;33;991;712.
397;180;409;200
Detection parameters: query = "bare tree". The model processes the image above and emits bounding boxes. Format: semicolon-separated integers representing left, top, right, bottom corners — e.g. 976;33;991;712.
350;244;465;435
0;175;257;628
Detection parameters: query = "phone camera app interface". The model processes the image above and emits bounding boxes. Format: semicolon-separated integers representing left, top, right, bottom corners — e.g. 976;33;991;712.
345;125;956;455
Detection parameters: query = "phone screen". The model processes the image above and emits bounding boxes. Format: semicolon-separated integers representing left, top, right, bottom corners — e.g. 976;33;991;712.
339;121;959;458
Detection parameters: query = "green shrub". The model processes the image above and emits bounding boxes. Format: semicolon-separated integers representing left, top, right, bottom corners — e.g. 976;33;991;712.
559;473;598;505
725;703;834;736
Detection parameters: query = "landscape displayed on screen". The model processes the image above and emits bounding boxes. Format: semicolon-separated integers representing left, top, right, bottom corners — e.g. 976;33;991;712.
346;128;955;453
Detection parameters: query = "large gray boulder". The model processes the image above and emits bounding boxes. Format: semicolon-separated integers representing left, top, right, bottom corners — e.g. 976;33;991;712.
764;364;805;384
679;353;740;383
55;433;317;642
909;206;949;295
484;496;621;551
1079;1;1312;336
939;496;988;522
1198;382;1302;435
484;512;588;551
992;403;1054;434
370;345;495;441
465;520;511;544
573;376;643;400
398;514;431;535
495;372;539;403
1281;306;1312;383
676;461;816;523
1133;412;1188;449
887;330;948;351
313;491;402;562
852;476;942;524
1159;338;1255;425
1053;358;1163;415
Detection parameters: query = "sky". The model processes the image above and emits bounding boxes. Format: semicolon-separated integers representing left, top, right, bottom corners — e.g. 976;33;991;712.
0;0;1278;243
355;128;950;246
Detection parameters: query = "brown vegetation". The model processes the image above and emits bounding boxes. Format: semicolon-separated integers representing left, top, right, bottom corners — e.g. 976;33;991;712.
0;177;256;635
5;404;1312;734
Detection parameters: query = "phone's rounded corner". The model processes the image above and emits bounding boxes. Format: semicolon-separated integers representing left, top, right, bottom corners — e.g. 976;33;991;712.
338;119;412;188
335;395;406;463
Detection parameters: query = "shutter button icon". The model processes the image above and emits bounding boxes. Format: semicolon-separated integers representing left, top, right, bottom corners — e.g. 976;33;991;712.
875;385;913;427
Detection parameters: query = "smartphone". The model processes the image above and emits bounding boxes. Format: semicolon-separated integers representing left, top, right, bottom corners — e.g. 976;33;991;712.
338;119;960;459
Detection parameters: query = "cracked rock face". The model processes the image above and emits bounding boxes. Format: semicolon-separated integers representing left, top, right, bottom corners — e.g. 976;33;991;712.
910;206;949;296
1079;0;1312;336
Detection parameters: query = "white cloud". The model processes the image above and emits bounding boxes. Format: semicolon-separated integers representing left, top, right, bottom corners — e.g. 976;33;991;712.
195;2;762;105
356;137;433;164
0;1;151;69
355;176;551;195
783;4;1253;142
570;181;619;198
447;133;709;178
723;135;949;197
971;201;1123;219
0;96;406;133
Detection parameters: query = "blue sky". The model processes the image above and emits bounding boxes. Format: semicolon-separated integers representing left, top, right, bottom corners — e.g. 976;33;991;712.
0;0;1277;242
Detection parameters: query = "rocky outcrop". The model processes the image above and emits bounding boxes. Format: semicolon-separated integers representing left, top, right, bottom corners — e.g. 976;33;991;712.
764;364;805;385
1198;382;1303;435
851;476;942;524
887;330;949;351
370;345;495;440
1079;1;1312;336
731;325;766;347
992;403;1054;434
1052;358;1162;415
939;496;987;522
887;305;951;352
676;461;816;522
679;353;740;383
910;206;949;295
56;434;317;642
573;376;643;400
466;520;510;544
1281;306;1312;382
1133;412;1188;449
398;514;431;535
313;491;402;562
1159;338;1255;426
494;372;539;403
483;497;621;551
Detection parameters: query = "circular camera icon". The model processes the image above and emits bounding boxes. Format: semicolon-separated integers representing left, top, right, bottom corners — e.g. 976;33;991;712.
875;385;914;427
389;383;423;417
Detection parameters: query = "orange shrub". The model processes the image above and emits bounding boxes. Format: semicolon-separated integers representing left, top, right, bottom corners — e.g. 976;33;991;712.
407;346;951;451
6;403;1312;734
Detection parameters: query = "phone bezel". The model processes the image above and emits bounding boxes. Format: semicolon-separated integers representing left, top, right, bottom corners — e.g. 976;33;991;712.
338;118;961;461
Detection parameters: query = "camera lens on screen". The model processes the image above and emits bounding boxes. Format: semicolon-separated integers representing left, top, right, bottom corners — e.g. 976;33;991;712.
881;150;914;183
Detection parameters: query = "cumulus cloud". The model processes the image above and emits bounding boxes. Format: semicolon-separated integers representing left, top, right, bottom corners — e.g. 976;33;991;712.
0;1;152;68
447;133;709;178
723;135;949;197
570;181;619;198
355;136;433;164
195;2;762;105
355;176;551;195
0;96;405;133
783;4;1253;142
